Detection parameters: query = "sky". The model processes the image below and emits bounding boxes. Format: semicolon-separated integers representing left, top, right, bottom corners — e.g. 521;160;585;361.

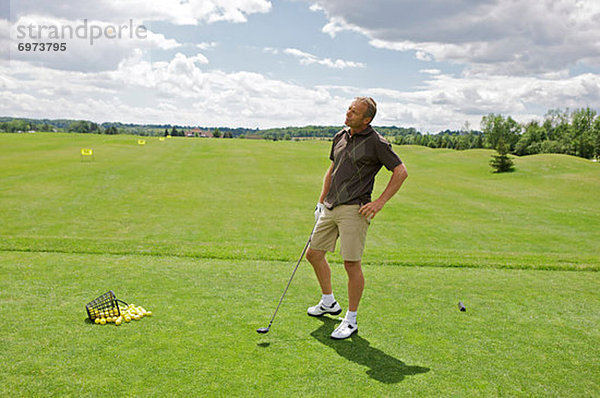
1;0;599;132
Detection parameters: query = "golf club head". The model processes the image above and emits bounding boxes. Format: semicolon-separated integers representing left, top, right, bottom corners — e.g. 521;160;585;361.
256;327;270;334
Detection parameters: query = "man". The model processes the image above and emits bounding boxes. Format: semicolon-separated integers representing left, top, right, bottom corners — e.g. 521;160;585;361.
306;97;408;339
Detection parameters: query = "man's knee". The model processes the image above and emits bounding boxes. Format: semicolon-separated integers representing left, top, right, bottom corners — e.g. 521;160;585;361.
306;247;325;264
344;260;361;269
344;260;363;276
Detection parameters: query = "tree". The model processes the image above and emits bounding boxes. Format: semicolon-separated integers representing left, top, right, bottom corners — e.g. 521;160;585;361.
472;133;484;149
544;108;570;142
543;108;571;154
68;120;90;134
540;140;562;154
515;121;546;156
212;128;222;138
570;107;596;158
455;134;471;150
593;117;600;160
490;139;515;173
461;120;471;134
481;114;521;151
104;126;118;135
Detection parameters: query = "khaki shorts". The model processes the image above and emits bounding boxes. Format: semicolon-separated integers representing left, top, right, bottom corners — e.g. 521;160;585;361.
309;204;370;262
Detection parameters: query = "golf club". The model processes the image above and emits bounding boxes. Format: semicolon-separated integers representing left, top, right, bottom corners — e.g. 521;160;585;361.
257;219;319;334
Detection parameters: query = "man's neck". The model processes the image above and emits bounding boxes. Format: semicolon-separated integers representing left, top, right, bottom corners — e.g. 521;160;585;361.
349;124;369;136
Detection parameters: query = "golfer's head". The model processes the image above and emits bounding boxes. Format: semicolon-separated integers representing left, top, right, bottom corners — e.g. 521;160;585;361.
354;97;376;124
346;97;377;128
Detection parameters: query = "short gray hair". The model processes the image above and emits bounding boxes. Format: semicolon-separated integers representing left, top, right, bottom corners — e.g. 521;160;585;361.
355;97;377;122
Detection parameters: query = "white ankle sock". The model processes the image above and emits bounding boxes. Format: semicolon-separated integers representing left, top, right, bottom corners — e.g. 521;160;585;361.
345;310;357;324
322;293;335;306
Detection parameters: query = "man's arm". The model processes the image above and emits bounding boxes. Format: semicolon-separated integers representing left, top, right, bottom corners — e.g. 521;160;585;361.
359;163;408;219
318;162;334;204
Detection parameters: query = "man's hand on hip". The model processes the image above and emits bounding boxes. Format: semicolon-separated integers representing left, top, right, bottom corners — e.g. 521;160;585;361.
359;199;384;220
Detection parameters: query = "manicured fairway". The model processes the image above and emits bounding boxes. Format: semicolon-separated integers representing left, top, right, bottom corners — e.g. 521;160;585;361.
1;134;598;270
1;251;598;396
1;133;599;396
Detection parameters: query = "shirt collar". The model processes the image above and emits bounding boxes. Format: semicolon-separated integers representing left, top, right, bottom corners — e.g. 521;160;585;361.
346;125;373;137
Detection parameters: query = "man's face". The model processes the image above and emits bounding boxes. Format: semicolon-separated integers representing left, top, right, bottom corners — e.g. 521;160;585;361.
345;100;369;129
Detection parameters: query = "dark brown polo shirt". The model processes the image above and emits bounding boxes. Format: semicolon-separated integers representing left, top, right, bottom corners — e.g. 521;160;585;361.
324;125;402;209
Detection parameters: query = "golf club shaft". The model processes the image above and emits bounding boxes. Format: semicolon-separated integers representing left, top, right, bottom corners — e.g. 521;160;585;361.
265;220;318;330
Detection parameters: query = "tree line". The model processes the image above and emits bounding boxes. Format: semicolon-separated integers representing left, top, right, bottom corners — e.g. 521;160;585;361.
0;118;416;140
391;108;599;160
481;108;600;159
1;107;599;160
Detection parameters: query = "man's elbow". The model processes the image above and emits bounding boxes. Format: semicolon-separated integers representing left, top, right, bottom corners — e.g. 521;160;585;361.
395;163;408;180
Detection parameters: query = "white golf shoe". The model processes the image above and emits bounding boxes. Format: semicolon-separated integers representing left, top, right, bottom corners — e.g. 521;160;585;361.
307;300;342;317
330;319;358;340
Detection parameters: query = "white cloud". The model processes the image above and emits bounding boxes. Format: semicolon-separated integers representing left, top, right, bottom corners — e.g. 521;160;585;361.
321;70;600;132
284;48;365;69
322;15;364;38
0;52;349;127
0;19;10;62
263;47;278;55
3;49;598;132
196;41;218;50
4;15;181;72
8;0;273;26
309;0;600;75
299;0;600;130
3;1;269;72
3;0;599;133
420;69;441;75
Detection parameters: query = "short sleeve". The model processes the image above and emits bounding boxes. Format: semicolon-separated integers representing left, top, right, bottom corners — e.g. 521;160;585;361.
329;129;345;161
375;136;402;171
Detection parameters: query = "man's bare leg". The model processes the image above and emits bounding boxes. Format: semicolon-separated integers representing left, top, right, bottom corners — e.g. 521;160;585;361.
306;248;331;294
344;260;364;312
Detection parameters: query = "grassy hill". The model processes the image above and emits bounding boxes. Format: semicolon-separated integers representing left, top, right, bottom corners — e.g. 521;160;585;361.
1;133;598;270
1;133;599;396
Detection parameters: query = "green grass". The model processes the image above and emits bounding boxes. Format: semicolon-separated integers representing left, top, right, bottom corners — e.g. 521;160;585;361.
1;134;598;270
1;252;598;396
1;133;599;396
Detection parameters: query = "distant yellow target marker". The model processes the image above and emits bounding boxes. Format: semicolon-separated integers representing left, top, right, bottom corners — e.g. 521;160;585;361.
138;139;146;145
80;148;94;161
